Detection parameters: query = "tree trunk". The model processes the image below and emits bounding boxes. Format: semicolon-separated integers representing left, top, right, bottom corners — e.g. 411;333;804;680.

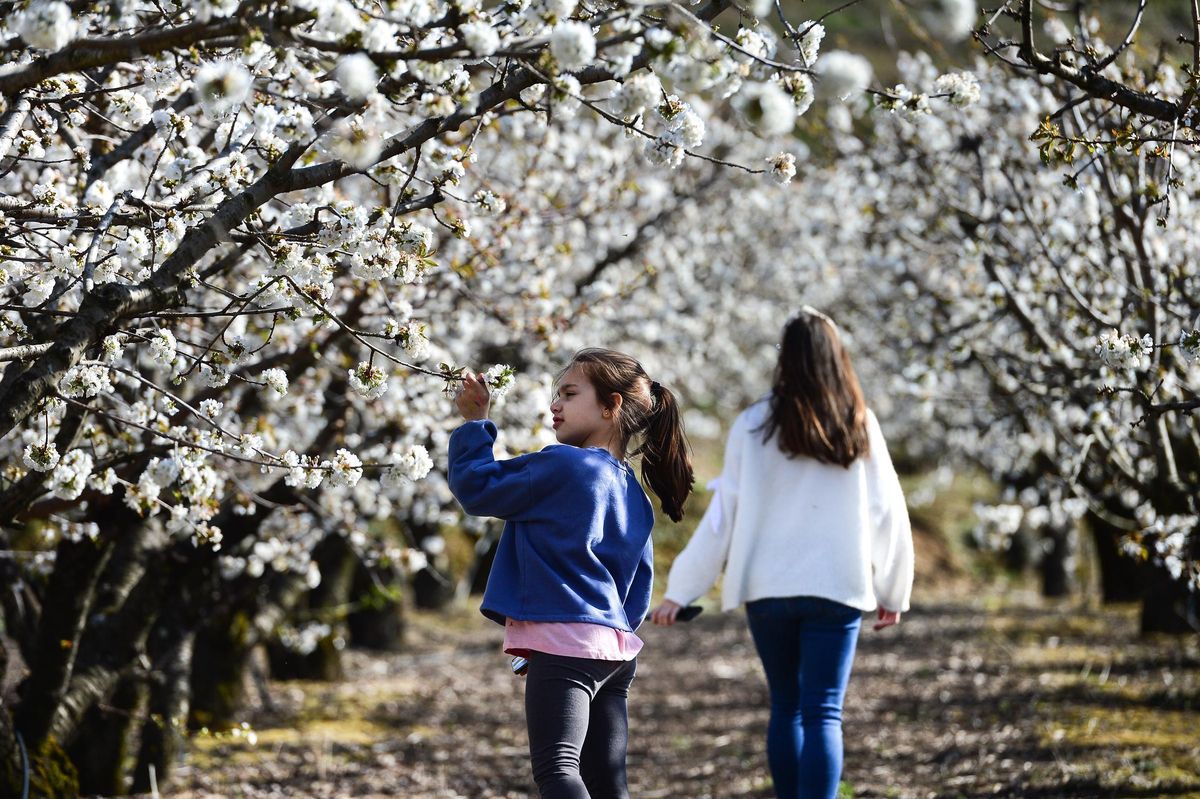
266;634;345;681
267;534;356;681
346;560;406;652
1039;524;1074;598
188;611;255;732
1003;524;1032;574
1140;565;1199;634
15;537;114;750
467;525;501;597
69;675;147;797
0;725;78;799
133;625;195;791
1088;512;1144;603
409;520;456;610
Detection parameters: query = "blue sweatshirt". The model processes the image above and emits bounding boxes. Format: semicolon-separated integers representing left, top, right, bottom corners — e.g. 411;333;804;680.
448;419;655;632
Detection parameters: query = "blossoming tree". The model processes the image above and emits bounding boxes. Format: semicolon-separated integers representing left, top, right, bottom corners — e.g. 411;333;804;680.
0;0;930;792
3;0;1198;794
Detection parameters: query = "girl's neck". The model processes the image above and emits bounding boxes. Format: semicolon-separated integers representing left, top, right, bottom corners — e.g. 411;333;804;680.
581;429;624;460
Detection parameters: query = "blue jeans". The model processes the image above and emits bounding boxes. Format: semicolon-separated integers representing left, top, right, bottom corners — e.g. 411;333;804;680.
745;596;862;799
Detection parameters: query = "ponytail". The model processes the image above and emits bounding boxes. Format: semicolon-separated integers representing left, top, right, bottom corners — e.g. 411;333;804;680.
635;381;694;522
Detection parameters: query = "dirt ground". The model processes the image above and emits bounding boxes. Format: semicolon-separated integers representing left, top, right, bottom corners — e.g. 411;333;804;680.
173;591;1200;799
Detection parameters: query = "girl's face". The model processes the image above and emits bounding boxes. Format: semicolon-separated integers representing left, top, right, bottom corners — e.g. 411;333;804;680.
549;366;619;450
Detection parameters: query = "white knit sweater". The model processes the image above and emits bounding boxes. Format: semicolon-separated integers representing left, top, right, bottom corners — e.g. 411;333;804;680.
664;400;914;613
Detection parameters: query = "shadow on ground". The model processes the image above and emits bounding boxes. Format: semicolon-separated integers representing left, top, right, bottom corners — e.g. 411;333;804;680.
172;592;1200;799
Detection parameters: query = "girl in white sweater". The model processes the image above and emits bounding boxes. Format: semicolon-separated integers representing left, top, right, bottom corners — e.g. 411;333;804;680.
651;308;914;799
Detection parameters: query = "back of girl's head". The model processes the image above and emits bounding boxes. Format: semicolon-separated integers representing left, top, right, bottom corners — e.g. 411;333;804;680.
558;348;694;522
760;309;870;468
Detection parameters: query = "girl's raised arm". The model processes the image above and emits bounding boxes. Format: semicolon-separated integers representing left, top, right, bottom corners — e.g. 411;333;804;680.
448;419;537;520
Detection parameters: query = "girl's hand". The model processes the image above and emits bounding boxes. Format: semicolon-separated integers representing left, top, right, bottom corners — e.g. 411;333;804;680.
650;599;683;626
873;607;901;631
455;372;491;421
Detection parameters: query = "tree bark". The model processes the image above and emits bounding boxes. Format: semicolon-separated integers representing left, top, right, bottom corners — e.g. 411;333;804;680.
267;534;356;681
1087;512;1144;603
1039;523;1074;598
133;624;195;790
347;560;406;652
1140;564;1199;634
69;675;147;797
14;537;114;750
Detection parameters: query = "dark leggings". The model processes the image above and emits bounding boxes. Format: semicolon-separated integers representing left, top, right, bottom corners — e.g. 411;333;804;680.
524;652;637;799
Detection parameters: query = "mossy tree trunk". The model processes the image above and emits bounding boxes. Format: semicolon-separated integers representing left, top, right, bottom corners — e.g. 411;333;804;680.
346;559;406;652
188;608;256;732
1088;511;1144;603
267;534;357;680
408;520;455;610
69;675;148;797
132;623;195;791
1039;522;1075;599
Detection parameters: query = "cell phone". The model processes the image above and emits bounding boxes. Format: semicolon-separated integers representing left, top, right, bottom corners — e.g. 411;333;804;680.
511;655;529;676
676;605;703;622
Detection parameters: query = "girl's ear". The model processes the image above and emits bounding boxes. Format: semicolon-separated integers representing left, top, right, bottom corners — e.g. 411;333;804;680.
609;393;623;416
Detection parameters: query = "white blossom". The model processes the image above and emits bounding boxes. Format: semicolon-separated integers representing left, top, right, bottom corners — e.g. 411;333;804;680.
614;72;662;120
262;368;289;398
919;0;977;42
644;132;686;168
23;271;55;306
149;329;177;366
732;81;795;136
58;364;113;398
50;450;93;501
461;21;501;56
1095;329;1153;370
326;448;363;487
335;53;379;100
194;61;253;118
23;443;60;472
15;2;77;51
798;22;825;66
101;334;127;364
483;364;517;400
383;443;435;485
472;189;507;214
107;91;153;129
766;152;797;185
780;73;815;116
550;21;597;72
328;116;383;169
90;468;118;495
1178;329;1200;362
933;72;982;107
816;50;873;101
349;361;389;399
878;84;931;118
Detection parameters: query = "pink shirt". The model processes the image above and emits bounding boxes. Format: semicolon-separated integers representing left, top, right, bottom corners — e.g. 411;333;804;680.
504;619;643;661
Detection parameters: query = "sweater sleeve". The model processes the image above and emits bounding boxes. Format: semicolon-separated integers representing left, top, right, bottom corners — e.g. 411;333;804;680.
865;411;915;612
447;419;535;520
662;418;743;606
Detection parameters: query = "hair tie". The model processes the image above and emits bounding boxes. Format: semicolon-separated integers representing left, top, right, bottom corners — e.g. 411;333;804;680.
650;380;662;395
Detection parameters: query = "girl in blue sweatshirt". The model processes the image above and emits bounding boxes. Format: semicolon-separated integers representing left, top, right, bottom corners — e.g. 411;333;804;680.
448;348;693;799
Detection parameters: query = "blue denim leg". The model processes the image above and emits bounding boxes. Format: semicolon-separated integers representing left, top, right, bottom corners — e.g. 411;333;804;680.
745;596;863;799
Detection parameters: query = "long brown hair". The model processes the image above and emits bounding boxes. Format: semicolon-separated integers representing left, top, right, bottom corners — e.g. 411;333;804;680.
557;348;694;521
758;309;870;468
